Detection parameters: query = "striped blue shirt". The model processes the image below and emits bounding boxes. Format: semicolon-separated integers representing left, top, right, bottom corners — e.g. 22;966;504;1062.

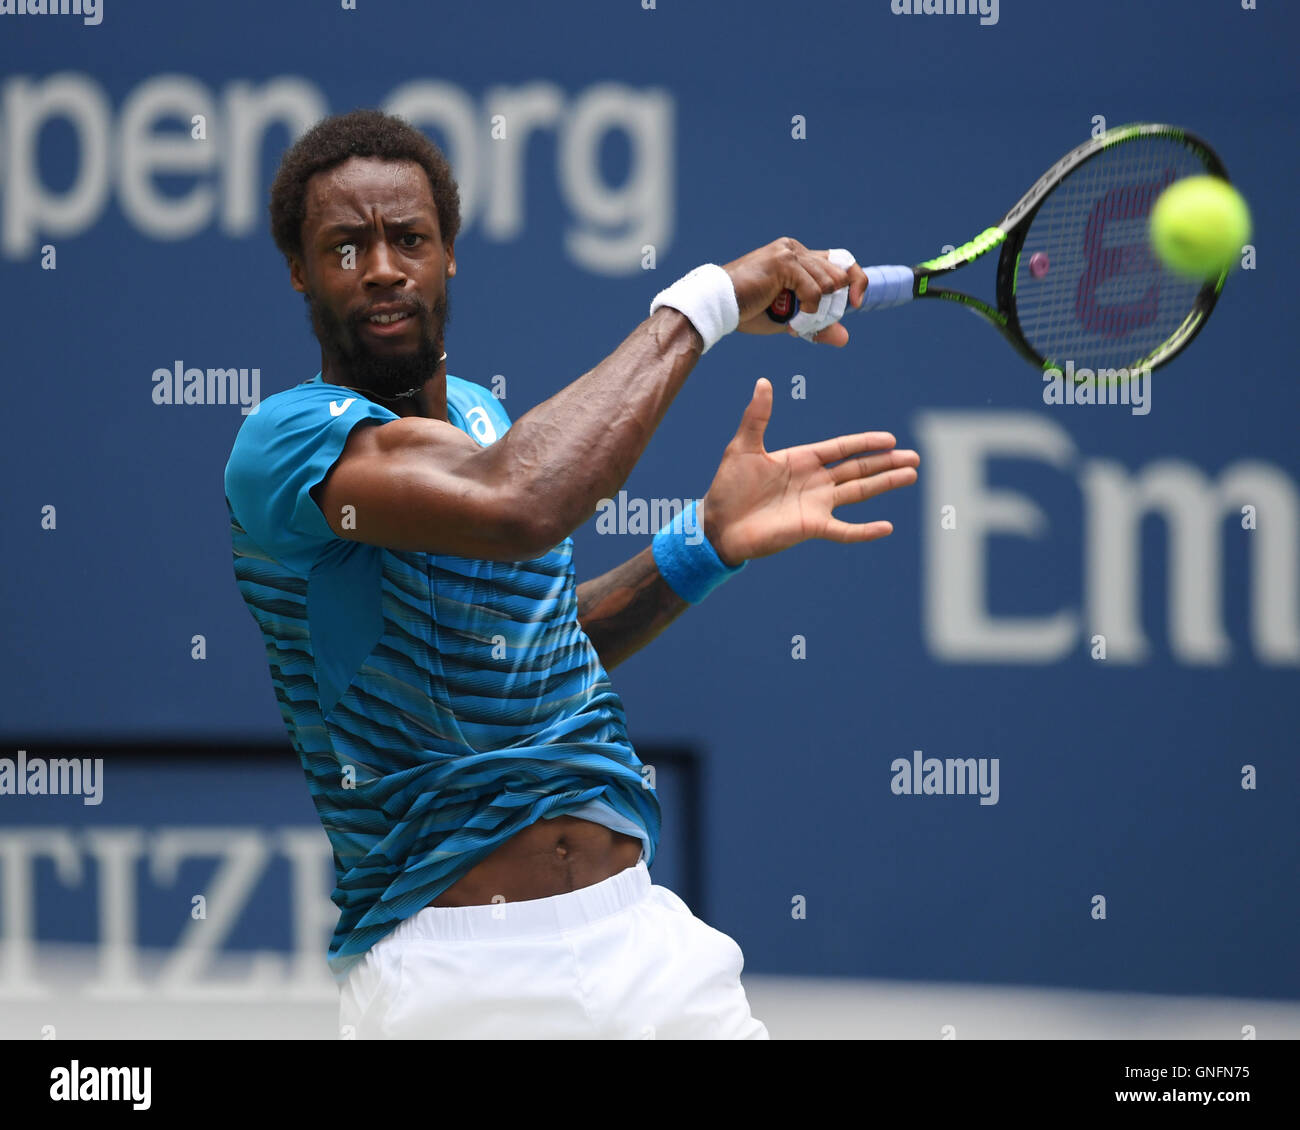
224;374;660;980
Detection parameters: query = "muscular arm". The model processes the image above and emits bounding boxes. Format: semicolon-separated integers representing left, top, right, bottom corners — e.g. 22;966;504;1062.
575;545;689;671
317;310;703;559
316;240;861;560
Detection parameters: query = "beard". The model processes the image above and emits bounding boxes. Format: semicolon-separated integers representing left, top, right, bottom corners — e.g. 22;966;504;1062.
306;287;450;399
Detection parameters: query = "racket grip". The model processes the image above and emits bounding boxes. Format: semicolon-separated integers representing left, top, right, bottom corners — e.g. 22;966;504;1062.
766;264;916;323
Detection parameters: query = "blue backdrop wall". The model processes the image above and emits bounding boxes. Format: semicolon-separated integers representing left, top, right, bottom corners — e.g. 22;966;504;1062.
2;0;1297;999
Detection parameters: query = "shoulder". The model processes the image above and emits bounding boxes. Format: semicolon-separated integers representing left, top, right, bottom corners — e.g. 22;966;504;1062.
240;378;390;434
232;379;397;449
225;376;399;495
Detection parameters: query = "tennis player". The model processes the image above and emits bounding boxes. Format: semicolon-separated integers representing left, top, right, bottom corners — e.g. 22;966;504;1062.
224;110;919;1039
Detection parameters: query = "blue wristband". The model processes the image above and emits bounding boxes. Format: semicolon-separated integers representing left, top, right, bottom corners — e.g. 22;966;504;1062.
651;500;747;604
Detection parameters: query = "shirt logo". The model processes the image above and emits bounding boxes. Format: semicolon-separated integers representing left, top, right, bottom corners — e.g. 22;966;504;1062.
464;405;497;444
329;398;356;417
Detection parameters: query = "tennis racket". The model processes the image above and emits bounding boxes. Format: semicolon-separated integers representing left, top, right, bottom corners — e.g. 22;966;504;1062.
767;123;1232;374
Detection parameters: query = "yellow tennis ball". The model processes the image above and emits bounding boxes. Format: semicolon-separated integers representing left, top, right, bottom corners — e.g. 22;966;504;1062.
1149;175;1251;279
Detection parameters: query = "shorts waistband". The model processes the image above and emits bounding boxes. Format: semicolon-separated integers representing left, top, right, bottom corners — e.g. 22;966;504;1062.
392;861;652;942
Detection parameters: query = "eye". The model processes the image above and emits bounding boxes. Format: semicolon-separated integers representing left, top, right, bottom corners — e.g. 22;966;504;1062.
333;242;356;257
398;233;424;248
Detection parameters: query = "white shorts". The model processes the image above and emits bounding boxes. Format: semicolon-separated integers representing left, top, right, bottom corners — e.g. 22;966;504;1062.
338;861;769;1039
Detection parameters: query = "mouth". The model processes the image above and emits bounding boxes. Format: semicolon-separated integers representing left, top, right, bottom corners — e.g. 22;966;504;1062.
360;308;418;338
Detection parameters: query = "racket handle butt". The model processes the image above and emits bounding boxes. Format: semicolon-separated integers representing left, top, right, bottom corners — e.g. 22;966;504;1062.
766;288;798;324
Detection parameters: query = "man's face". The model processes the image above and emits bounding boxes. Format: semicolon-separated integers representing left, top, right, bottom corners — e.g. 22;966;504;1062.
291;156;455;398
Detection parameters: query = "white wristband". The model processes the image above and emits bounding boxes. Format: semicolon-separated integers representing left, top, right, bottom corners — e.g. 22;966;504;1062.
649;264;740;353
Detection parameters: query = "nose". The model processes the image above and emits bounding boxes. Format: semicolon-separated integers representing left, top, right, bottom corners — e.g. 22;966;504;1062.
361;239;407;289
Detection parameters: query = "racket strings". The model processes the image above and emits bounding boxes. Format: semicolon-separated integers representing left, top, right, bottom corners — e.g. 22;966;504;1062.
1013;136;1211;372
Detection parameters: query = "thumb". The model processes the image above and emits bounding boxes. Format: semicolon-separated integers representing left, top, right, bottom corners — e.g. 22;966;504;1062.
733;377;773;452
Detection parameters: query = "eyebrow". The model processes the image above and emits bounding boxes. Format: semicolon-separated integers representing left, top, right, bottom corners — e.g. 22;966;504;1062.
318;217;431;238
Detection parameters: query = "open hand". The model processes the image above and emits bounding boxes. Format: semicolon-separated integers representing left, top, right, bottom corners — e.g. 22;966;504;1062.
699;378;919;565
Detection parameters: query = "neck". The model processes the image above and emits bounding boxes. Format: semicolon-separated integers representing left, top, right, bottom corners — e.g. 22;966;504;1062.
324;351;449;420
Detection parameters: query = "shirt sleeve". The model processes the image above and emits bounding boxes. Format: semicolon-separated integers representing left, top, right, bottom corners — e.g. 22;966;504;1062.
224;386;399;576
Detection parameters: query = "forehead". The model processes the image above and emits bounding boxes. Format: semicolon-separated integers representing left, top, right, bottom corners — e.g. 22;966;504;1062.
303;157;438;230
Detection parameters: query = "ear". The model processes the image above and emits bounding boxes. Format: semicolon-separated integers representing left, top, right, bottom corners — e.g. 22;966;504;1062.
289;255;308;294
445;240;456;279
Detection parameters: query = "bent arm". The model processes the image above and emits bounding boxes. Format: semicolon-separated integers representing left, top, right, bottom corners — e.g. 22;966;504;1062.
576;546;689;671
314;310;702;560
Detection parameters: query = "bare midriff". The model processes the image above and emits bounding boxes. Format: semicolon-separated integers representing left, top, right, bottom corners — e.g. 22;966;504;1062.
429;816;643;907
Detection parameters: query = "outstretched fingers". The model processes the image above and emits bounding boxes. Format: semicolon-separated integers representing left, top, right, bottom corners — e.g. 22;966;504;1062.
819;517;896;544
807;431;898;467
828;446;920;486
831;463;918;508
732;377;774;451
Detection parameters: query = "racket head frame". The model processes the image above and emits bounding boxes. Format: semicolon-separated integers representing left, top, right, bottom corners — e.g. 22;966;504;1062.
912;122;1232;372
